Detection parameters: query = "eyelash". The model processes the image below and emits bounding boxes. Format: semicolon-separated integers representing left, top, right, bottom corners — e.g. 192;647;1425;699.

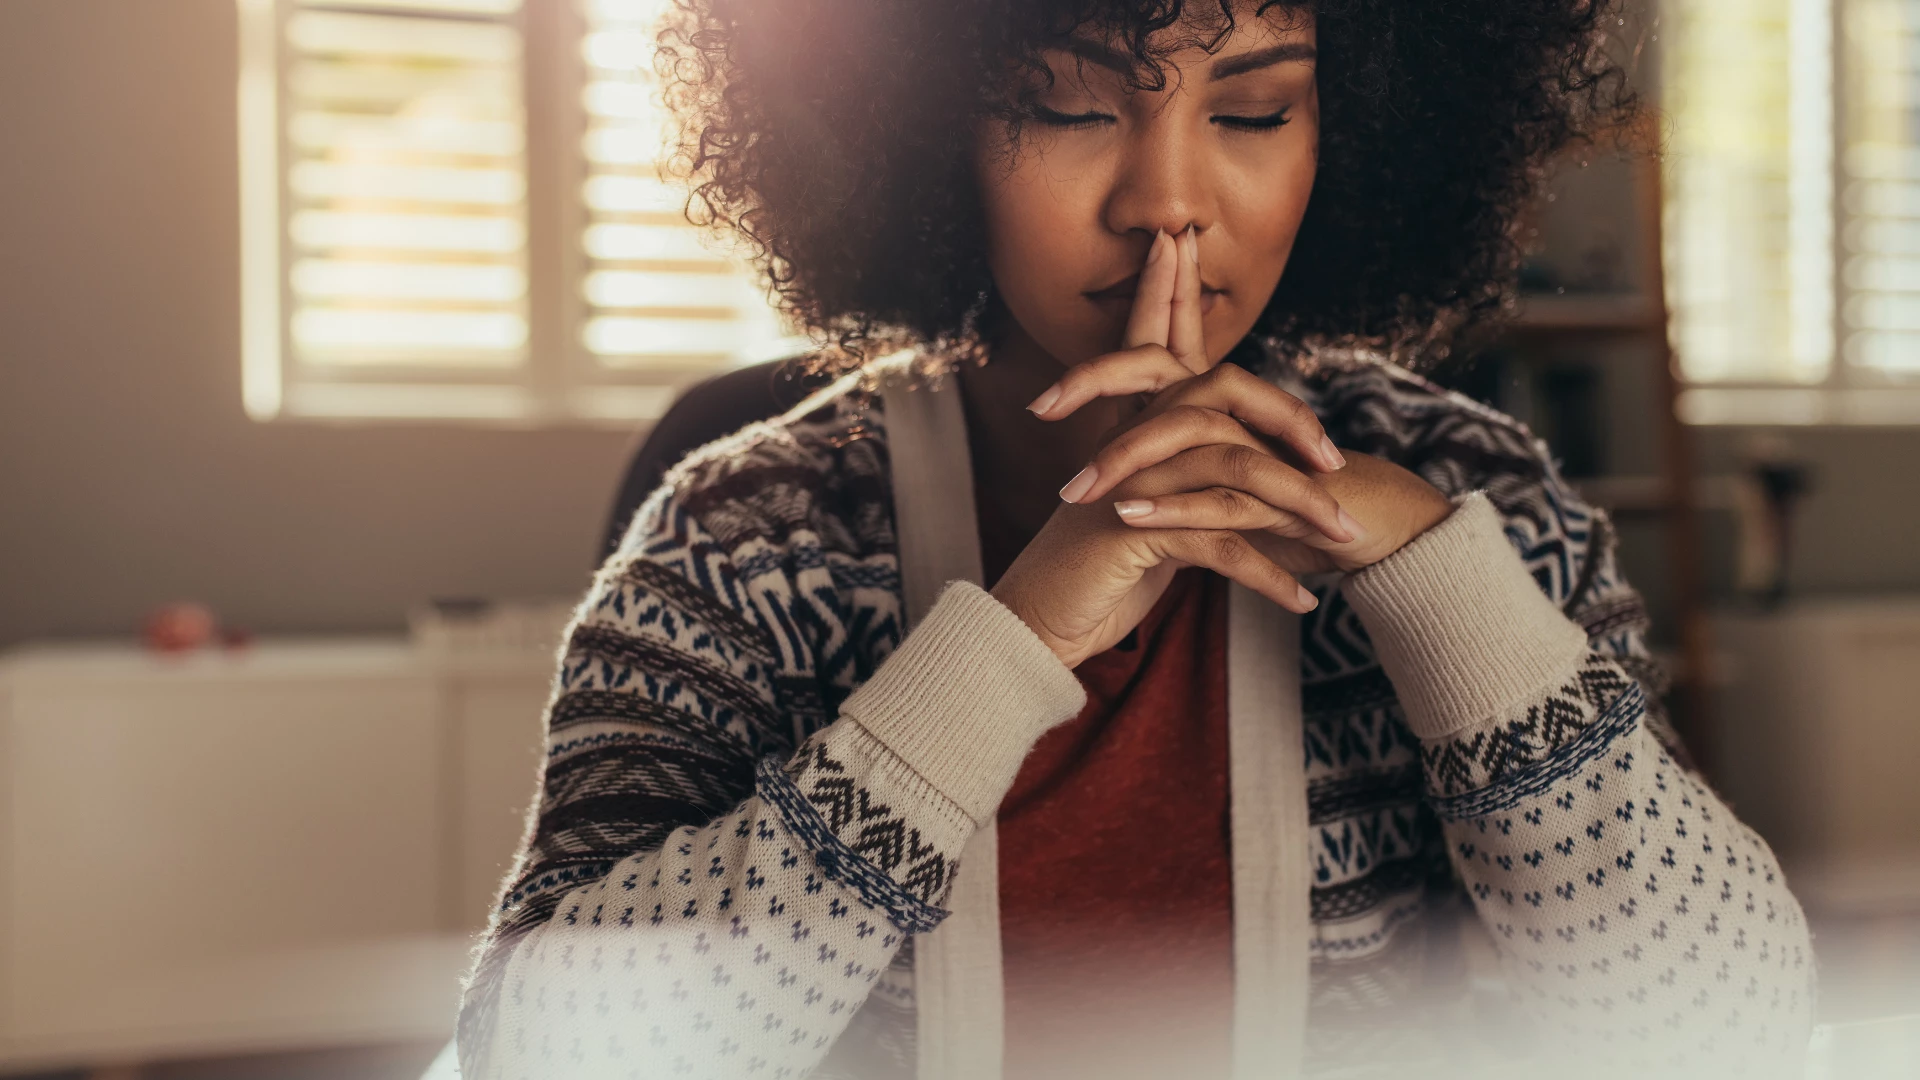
1031;105;1292;132
1217;108;1292;131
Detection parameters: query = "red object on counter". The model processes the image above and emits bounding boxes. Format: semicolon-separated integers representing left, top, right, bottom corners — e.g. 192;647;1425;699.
143;603;218;653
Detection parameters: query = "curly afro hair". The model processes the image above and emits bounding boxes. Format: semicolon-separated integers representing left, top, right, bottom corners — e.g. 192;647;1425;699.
656;0;1638;372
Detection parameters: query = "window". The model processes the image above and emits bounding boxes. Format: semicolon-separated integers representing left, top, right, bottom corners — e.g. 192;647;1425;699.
1666;0;1920;423
237;0;804;424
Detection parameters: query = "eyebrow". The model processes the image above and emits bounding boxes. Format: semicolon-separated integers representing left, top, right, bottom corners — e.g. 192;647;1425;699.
1060;38;1138;76
1062;38;1317;82
1209;42;1317;81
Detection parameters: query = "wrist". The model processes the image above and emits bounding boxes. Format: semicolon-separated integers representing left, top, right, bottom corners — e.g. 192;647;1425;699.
988;580;1080;668
1338;482;1453;572
1342;492;1589;738
848;580;1087;822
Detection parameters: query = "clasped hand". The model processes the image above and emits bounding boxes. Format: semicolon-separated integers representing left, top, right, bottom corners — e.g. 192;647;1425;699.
989;227;1451;669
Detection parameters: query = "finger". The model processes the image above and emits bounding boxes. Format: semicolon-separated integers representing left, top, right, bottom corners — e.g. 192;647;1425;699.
1112;487;1321;540
1026;342;1193;419
1168;225;1206;373
1064;403;1271;500
1122;230;1178;350
1088;442;1358;543
1145;528;1317;612
1145;363;1346;472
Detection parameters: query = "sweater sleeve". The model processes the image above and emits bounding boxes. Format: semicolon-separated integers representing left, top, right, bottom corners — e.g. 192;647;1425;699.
1342;493;1815;1075
456;492;1085;1080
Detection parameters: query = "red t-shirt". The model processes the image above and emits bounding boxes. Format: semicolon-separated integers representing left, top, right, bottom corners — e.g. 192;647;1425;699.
996;565;1236;1080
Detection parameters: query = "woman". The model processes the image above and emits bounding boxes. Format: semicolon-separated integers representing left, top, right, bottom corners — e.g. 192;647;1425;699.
457;1;1813;1077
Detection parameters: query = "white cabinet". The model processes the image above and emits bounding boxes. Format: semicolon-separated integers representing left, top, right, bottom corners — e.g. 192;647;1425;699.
0;640;552;1071
448;671;554;928
1711;599;1920;915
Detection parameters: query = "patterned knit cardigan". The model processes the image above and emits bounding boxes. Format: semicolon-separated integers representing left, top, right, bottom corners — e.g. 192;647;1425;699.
456;357;1814;1079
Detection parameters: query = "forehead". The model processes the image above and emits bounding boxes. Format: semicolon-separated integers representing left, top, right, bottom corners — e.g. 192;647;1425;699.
1049;2;1315;80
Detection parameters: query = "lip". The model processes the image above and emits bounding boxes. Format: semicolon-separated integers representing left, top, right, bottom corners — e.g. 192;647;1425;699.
1084;273;1225;315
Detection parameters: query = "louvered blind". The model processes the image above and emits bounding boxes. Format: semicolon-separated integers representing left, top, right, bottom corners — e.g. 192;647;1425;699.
1842;0;1920;374
576;0;790;374
1664;0;1835;384
283;0;530;374
1666;0;1920;410
240;0;797;423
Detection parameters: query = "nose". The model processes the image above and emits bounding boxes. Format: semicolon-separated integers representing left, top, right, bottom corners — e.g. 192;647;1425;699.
1100;113;1215;245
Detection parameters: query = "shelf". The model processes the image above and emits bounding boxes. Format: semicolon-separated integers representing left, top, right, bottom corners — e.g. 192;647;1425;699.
1510;292;1664;334
1572;474;1737;515
1574;475;1670;513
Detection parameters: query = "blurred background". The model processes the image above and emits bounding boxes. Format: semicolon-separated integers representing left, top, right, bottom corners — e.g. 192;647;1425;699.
1;0;1917;1077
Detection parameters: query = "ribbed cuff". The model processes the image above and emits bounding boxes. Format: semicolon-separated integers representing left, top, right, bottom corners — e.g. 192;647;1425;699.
840;580;1088;825
1343;492;1590;740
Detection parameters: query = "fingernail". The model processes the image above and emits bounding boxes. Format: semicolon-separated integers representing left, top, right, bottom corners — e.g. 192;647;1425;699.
1319;434;1346;469
1146;230;1169;265
1114;499;1155;520
1026;384;1061;415
1336;507;1365;543
1295;583;1318;611
1059;464;1098;503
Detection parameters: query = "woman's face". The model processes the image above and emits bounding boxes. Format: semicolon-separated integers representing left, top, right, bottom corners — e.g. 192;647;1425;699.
976;7;1319;370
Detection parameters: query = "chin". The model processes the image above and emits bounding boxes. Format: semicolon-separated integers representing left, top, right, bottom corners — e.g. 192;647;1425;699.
1024;318;1117;370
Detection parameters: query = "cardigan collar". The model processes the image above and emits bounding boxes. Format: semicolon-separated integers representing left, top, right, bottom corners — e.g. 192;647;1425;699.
878;358;1310;1080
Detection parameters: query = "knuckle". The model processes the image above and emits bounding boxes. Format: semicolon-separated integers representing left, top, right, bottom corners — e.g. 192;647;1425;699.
1205;530;1247;566
1168;403;1217;433
1130;343;1176;366
1062;360;1106;388
1052;373;1090;402
1216;364;1259;397
1219;443;1267;486
1099;429;1147;467
1149;351;1191;390
1206;486;1249;515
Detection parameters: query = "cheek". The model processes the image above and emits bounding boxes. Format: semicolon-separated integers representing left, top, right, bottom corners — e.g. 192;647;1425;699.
976;142;1110;358
981;153;1101;269
977;144;1041;295
1204;135;1316;358
981;183;1051;299
1231;138;1317;268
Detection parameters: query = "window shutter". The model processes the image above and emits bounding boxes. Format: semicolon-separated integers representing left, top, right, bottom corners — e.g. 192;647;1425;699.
1663;0;1835;385
1841;0;1920;375
572;0;796;414
266;0;537;418
239;0;796;423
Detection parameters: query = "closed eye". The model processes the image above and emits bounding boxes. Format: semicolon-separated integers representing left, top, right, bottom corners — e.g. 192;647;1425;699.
1213;108;1292;131
1032;104;1114;130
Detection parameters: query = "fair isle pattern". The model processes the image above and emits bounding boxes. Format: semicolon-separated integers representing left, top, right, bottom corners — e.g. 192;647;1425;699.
459;355;1813;1080
1438;671;1811;1069
1298;360;1808;1074
1297;356;1657;969
1420;654;1639;799
491;797;913;1077
780;739;967;906
460;397;943;1080
756;757;950;934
